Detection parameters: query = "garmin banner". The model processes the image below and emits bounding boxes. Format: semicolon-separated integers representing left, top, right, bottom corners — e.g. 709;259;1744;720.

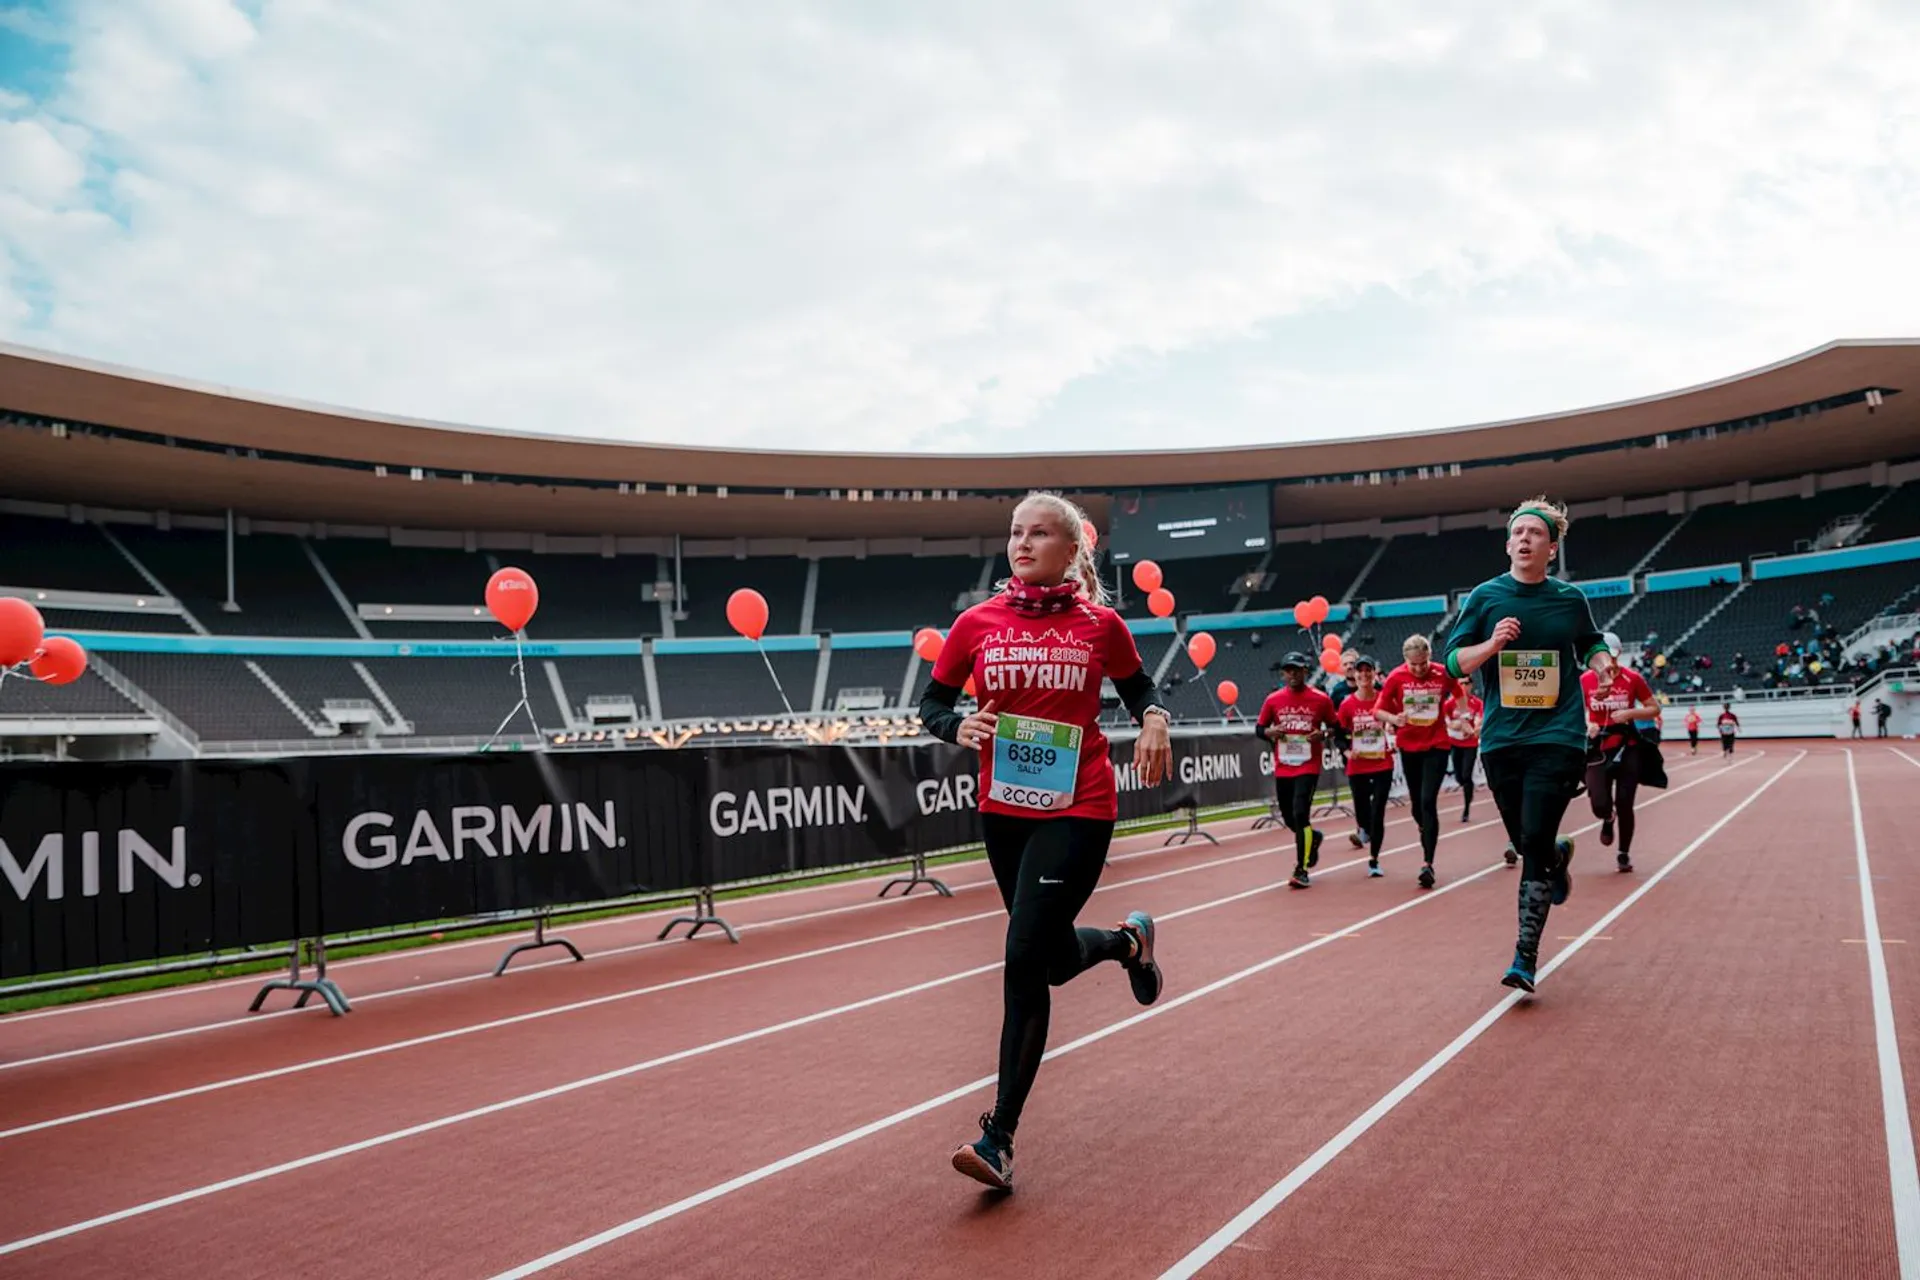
0;759;306;980
0;730;1270;980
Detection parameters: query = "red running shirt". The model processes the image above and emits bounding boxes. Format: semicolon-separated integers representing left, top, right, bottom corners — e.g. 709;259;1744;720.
1581;668;1655;751
1338;693;1396;776
932;591;1144;821
1256;686;1338;777
1377;663;1458;754
1443;693;1483;748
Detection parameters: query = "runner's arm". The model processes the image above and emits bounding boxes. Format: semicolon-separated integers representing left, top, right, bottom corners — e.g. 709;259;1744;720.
1112;669;1171;727
917;677;966;744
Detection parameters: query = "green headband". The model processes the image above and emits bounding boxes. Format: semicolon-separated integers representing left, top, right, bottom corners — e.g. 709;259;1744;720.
1507;506;1560;541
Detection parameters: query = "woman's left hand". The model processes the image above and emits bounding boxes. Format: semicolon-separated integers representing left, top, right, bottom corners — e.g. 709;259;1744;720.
1135;711;1173;787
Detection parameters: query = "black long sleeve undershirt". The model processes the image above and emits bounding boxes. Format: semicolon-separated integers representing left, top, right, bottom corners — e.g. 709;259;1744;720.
918;669;1165;744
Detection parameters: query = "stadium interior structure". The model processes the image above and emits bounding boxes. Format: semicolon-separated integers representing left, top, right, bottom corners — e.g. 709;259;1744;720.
2;338;1918;761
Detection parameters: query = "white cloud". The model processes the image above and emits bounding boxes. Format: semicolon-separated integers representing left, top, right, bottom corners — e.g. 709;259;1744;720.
0;0;1917;454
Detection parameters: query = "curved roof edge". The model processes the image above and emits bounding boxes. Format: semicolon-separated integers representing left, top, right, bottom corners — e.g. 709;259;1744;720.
2;335;1915;468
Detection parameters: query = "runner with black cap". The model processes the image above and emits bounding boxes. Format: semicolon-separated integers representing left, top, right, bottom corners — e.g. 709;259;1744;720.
1336;653;1396;875
1255;651;1340;889
1441;494;1608;993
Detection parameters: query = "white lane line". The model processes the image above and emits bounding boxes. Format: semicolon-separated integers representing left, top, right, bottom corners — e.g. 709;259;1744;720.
480;754;1750;1279
1156;750;1802;1279
0;829;1420;1257
0;810;1414;1069
1854;749;1920;1276
0;837;1312;1135
0;813;1277;1023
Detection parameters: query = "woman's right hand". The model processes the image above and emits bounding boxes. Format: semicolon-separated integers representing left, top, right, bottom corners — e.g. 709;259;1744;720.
958;699;999;751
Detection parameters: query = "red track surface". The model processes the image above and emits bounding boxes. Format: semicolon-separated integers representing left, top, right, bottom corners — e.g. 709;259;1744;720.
2;742;1915;1278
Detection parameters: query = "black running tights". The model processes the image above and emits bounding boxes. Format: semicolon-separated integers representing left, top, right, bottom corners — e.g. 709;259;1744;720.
1450;745;1479;813
1585;747;1642;853
1273;774;1320;872
1349;770;1393;857
1481;745;1586;957
1481;745;1585;883
980;813;1131;1135
1401;748;1449;863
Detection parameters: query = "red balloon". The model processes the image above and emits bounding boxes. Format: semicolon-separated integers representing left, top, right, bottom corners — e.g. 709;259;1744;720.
1310;595;1331;625
485;567;539;632
1323;633;1343;652
727;588;770;641
1187;631;1216;670
0;597;45;667
30;635;87;686
1148;588;1176;618
913;627;944;662
1293;599;1312;624
1321;650;1343;675
1217;679;1240;706
1132;560;1163;593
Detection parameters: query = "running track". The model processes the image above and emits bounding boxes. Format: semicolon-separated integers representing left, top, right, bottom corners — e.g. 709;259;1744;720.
2;742;1916;1277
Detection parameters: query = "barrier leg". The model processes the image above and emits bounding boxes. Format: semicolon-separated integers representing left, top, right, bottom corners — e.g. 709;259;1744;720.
1161;805;1220;847
658;887;740;944
879;851;953;898
249;938;351;1016
493;913;586;977
1312;765;1354;822
1251;796;1283;830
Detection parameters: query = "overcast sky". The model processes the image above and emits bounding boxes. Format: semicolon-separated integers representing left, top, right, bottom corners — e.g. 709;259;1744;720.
2;0;1917;456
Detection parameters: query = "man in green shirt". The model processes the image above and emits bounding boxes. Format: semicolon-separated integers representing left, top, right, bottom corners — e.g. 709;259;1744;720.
1441;497;1610;994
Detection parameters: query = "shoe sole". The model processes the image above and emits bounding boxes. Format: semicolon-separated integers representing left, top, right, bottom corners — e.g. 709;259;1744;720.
952;1146;1012;1191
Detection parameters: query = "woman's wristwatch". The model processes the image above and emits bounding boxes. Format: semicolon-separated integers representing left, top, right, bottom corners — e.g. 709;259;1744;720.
1141;704;1172;725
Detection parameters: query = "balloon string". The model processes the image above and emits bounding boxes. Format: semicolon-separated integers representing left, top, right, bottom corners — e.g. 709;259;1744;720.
757;642;796;716
483;630;547;750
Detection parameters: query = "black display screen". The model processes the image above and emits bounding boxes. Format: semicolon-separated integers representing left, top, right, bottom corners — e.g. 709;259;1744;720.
1107;484;1273;564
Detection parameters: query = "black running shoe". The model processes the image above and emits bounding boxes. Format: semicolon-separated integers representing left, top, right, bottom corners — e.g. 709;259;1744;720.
953;1113;1014;1191
1418;863;1436;890
1550;837;1575;905
1600;818;1614;847
1348;830;1365;848
1117;911;1162;1005
1617;852;1633;874
1501;948;1538;993
1289;869;1310;890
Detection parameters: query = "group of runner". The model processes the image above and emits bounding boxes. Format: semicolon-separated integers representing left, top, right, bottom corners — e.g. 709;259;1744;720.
922;488;1672;1194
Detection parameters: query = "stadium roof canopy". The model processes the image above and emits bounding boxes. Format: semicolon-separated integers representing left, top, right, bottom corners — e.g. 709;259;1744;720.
1;338;1915;539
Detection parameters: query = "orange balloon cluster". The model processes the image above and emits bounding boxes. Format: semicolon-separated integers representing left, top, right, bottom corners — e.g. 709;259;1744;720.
0;597;90;687
1293;595;1331;626
1319;629;1344;674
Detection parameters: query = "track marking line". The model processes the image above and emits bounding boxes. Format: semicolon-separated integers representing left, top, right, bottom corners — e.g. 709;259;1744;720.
0;825;1450;1256
0;835;1305;1107
1155;750;1803;1280
474;754;1756;1280
1849;749;1920;1276
0;813;1315;1026
0;811;1408;1060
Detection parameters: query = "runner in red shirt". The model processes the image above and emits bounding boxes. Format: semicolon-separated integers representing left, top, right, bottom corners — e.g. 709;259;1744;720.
1443;686;1484;822
1581;645;1660;873
1377;633;1459;888
1684;707;1702;755
1337;654;1396;876
921;490;1172;1194
1256;651;1340;889
1716;704;1741;758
